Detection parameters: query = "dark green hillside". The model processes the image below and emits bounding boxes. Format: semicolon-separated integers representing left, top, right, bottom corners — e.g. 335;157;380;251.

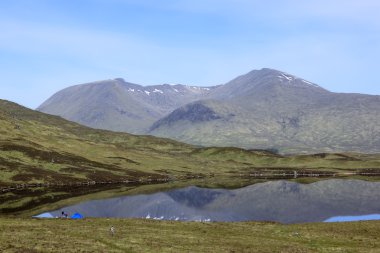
0;99;197;188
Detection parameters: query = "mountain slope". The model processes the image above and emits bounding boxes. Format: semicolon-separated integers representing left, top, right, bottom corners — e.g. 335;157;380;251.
0;99;195;188
150;68;380;153
38;78;214;133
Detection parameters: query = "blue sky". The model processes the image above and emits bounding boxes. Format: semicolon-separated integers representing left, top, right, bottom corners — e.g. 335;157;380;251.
1;0;380;108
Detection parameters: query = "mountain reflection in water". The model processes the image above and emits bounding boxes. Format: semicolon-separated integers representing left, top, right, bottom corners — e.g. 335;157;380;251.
41;179;380;224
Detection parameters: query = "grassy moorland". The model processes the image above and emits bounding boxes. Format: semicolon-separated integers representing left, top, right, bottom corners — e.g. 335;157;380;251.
1;99;380;190
1;217;380;253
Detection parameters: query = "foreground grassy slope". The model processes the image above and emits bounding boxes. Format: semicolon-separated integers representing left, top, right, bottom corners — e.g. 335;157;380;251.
1;99;380;188
1;218;380;253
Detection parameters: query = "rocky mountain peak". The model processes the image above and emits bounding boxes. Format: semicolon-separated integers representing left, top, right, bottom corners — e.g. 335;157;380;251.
209;68;327;100
243;68;325;90
114;77;126;83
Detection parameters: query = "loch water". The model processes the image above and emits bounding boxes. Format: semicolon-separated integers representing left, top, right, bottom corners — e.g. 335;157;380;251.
38;179;380;224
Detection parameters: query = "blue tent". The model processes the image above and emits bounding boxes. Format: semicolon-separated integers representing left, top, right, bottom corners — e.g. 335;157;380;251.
71;212;84;219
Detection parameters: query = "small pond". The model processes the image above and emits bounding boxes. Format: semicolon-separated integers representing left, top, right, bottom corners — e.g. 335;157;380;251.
37;179;380;224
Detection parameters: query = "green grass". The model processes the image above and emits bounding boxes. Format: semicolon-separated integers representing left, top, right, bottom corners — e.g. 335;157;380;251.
1;217;380;252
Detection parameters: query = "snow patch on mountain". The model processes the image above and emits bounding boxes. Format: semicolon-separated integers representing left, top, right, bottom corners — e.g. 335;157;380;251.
278;73;294;82
153;89;164;94
302;79;320;88
277;72;321;89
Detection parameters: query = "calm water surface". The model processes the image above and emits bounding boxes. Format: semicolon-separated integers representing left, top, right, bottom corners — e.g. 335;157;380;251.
38;179;380;223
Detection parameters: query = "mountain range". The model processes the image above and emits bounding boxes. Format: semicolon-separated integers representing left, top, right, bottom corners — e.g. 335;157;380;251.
38;68;380;154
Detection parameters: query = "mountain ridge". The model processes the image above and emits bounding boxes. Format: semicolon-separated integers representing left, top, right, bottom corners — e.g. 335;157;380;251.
37;68;380;153
38;78;216;133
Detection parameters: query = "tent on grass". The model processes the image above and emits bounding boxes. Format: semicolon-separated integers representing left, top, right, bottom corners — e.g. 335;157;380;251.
71;212;84;219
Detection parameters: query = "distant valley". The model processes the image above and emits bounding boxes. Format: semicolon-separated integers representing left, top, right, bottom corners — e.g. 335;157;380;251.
38;68;380;154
